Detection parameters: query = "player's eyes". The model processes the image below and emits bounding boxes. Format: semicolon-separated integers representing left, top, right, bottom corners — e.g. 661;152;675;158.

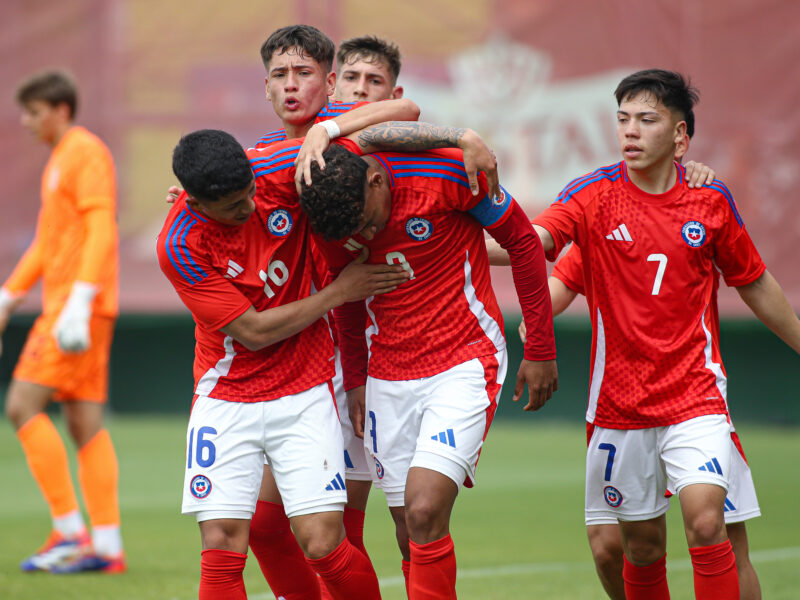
343;74;356;81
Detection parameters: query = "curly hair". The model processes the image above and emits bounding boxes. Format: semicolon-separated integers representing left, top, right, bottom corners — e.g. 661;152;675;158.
299;144;368;240
614;69;699;138
172;129;253;202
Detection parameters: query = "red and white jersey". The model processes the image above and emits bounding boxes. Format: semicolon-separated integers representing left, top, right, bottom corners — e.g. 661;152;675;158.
157;140;334;403
551;243;585;295
317;148;554;384
251;101;368;346
534;161;765;429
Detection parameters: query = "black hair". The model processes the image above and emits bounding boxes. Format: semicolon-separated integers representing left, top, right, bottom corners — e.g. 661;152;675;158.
337;35;402;84
299;144;369;240
260;25;335;72
16;69;78;119
172;129;253;202
614;69;699;138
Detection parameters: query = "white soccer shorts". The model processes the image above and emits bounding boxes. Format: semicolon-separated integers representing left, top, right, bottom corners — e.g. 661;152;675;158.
364;350;507;507
181;382;347;521
585;414;733;524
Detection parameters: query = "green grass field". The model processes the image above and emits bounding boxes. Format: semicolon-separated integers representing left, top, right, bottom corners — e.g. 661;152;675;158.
0;416;798;599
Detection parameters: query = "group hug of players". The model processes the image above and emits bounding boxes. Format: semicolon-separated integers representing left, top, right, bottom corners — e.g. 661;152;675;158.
5;21;800;600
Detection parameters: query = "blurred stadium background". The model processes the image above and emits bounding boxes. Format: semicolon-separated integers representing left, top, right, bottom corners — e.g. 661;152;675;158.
0;1;798;597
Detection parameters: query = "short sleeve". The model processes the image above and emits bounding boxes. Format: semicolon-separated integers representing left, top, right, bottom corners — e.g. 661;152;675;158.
551;244;585;295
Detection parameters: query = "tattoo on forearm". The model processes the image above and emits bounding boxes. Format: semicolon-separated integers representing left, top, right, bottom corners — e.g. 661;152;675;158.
357;122;465;151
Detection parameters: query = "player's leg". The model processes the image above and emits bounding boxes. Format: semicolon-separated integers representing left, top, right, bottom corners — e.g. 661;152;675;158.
56;399;125;572
6;376;90;571
388;505;412;595
585;425;670;599
665;414;739;599
198;518;250;600
404;350;507;599
249;465;321;600
405;467;459;600
47;314;124;573
269;381;380;599
586;522;626;600
723;430;762;600
182;396;267;599
727;522;760;600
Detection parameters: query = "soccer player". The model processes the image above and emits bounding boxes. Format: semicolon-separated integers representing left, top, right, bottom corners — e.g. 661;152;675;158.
159;129;416;599
335;35;404;102
298;141;558;598
530;69;800;599
542;244;763;600
0;70;125;573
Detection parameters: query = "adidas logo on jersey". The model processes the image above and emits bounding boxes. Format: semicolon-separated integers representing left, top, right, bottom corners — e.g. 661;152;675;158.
325;472;346;491
224;260;244;279
431;429;456;448
605;224;633;242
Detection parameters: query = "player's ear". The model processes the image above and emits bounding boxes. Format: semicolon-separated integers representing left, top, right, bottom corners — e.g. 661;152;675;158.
366;168;383;188
185;195;202;211
391;86;404;99
264;77;271;102
674;120;687;145
326;71;336;98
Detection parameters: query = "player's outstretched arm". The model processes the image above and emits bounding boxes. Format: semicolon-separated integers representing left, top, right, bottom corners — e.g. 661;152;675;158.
736;270;800;354
295;98;420;182
352;122;501;198
222;254;409;351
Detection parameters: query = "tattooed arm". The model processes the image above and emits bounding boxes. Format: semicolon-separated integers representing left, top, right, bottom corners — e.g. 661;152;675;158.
296;121;500;198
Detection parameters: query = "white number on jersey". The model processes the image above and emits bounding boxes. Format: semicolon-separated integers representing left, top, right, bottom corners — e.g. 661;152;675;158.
646;253;667;295
259;260;289;298
386;251;415;280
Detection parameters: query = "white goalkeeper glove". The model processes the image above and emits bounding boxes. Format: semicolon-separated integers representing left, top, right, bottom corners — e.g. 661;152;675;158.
53;281;97;352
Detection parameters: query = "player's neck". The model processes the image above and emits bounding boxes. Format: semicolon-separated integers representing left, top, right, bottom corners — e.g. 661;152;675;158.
47;121;73;148
626;159;677;195
283;121;315;140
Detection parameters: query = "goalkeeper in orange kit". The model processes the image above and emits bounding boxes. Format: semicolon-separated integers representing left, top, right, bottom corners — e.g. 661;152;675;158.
0;70;125;574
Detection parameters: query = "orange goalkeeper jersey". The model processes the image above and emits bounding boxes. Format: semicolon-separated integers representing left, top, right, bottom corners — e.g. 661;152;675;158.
3;126;118;317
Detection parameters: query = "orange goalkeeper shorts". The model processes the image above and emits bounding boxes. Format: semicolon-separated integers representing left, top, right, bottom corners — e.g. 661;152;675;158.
13;314;115;403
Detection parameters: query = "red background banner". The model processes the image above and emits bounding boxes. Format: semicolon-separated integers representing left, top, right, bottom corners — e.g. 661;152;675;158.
1;0;797;314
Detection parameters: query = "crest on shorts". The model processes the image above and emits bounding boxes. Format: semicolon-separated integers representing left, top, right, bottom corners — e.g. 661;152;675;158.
603;485;623;507
405;217;433;241
190;475;212;499
681;221;706;247
374;457;385;479
267;209;293;236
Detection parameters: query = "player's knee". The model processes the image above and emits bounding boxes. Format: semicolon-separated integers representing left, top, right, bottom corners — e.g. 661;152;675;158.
590;539;623;574
4;386;37;429
299;529;344;560
405;495;447;540
624;536;665;565
685;511;726;547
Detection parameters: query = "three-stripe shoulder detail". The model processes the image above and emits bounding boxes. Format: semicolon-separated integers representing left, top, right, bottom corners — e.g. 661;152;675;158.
556;163;624;203
702;179;743;226
165;208;209;285
249;144;302;177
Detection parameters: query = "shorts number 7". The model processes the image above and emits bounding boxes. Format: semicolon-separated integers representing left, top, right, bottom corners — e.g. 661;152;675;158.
598;442;616;482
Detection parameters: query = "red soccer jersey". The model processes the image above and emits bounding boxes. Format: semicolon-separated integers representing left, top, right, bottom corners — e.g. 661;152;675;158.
534;161;765;429
317;148;554;385
551;243;585;295
251;100;369;346
157;141;334;403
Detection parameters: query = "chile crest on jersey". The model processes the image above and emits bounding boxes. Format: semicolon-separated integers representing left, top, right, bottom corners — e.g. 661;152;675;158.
681;220;707;247
267;209;293;237
405;217;433;241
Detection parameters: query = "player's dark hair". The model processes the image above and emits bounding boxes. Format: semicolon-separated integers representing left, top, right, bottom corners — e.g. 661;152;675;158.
260;25;335;72
337;35;402;84
172;130;254;203
16;70;78;119
614;69;699;138
299;145;368;240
